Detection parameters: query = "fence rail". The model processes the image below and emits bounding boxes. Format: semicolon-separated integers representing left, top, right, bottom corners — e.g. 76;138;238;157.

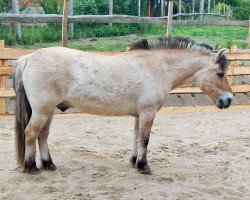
0;13;247;26
0;41;249;115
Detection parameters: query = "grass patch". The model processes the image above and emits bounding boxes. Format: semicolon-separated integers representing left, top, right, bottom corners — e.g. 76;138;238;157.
0;23;248;51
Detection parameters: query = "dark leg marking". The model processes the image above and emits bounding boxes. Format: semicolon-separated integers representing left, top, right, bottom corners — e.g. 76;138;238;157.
136;156;152;175
41;159;57;171
24;160;39;174
130;155;137;167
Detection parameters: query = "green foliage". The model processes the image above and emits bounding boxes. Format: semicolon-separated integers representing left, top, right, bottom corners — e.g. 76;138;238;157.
0;0;11;13
73;0;148;16
74;0;99;15
74;23;144;38
33;0;63;14
0;25;16;46
232;3;250;20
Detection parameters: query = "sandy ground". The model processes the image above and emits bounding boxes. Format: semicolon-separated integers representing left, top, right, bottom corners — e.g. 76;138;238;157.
0;110;249;200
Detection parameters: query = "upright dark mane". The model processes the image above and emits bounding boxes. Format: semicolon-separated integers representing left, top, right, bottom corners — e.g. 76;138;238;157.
130;36;228;71
130;37;213;53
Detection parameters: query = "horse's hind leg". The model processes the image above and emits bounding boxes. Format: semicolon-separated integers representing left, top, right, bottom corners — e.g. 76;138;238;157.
24;109;53;174
136;110;156;175
38;113;56;171
130;117;139;167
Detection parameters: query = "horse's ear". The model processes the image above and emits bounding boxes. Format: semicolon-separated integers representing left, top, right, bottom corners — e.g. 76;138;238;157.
216;48;227;62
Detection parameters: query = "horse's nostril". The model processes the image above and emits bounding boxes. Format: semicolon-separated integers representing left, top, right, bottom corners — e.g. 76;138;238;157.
219;99;223;106
227;98;232;106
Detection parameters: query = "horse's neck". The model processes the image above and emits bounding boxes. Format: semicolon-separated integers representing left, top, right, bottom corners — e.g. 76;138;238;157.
159;51;210;90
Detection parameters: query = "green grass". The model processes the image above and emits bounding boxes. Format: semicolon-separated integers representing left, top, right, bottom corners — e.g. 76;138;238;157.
0;23;248;51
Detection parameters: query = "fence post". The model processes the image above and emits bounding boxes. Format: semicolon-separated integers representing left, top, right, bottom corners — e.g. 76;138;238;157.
218;2;221;15
199;0;204;18
12;0;21;39
213;0;215;14
208;0;211;13
62;0;69;47
138;0;141;17
248;19;250;48
178;0;181;20
161;0;164;17
223;4;226;16
0;40;7;114
167;0;173;37
192;0;195;20
228;5;231;17
228;45;237;85
68;0;74;38
109;0;113;26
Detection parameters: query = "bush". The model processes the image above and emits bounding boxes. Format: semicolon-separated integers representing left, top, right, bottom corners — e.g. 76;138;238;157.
74;23;144;38
232;6;250;20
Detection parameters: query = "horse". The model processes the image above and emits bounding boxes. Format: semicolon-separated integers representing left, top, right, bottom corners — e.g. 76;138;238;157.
13;37;233;175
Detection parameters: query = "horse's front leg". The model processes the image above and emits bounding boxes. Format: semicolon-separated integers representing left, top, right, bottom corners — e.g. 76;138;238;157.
136;110;155;175
130;117;139;167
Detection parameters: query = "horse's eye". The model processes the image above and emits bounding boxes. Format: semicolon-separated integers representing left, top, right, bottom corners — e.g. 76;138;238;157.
217;72;224;78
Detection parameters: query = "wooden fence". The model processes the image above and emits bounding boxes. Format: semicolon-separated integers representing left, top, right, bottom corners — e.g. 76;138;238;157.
0;40;250;115
1;13;244;25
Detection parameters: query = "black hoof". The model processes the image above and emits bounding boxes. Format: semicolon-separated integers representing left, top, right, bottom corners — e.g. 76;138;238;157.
41;159;57;171
130;156;137;168
23;160;40;174
136;161;152;175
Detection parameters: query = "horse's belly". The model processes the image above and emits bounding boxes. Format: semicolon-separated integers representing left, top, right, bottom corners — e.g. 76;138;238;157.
73;100;137;116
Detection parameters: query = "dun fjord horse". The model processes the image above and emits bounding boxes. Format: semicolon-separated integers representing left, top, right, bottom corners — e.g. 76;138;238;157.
14;37;233;175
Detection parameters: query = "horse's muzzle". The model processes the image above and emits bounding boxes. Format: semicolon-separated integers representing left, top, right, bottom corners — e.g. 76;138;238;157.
216;92;233;109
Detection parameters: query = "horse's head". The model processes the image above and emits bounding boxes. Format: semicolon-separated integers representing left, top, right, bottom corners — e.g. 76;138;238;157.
196;49;233;109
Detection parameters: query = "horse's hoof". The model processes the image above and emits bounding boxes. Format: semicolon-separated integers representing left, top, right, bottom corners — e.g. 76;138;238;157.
41;159;57;171
136;162;152;175
129;156;137;168
23;161;40;174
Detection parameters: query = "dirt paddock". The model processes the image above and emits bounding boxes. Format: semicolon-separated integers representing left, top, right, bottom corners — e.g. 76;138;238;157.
0;110;249;200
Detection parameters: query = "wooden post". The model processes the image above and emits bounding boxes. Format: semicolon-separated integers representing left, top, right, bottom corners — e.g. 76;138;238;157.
138;0;141;17
109;0;113;26
192;0;195;19
178;0;181;20
167;1;173;37
62;0;69;47
248;19;250;48
164;0;167;16
0;40;7;114
68;0;74;38
213;0;215;14
148;0;151;16
192;0;195;14
208;0;211;13
200;0;204;18
228;5;231;17
223;4;226;16
161;0;164;17
12;0;21;39
218;2;221;15
228;45;237;85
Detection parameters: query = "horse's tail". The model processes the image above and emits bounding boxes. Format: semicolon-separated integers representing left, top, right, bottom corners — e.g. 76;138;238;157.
13;55;32;167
